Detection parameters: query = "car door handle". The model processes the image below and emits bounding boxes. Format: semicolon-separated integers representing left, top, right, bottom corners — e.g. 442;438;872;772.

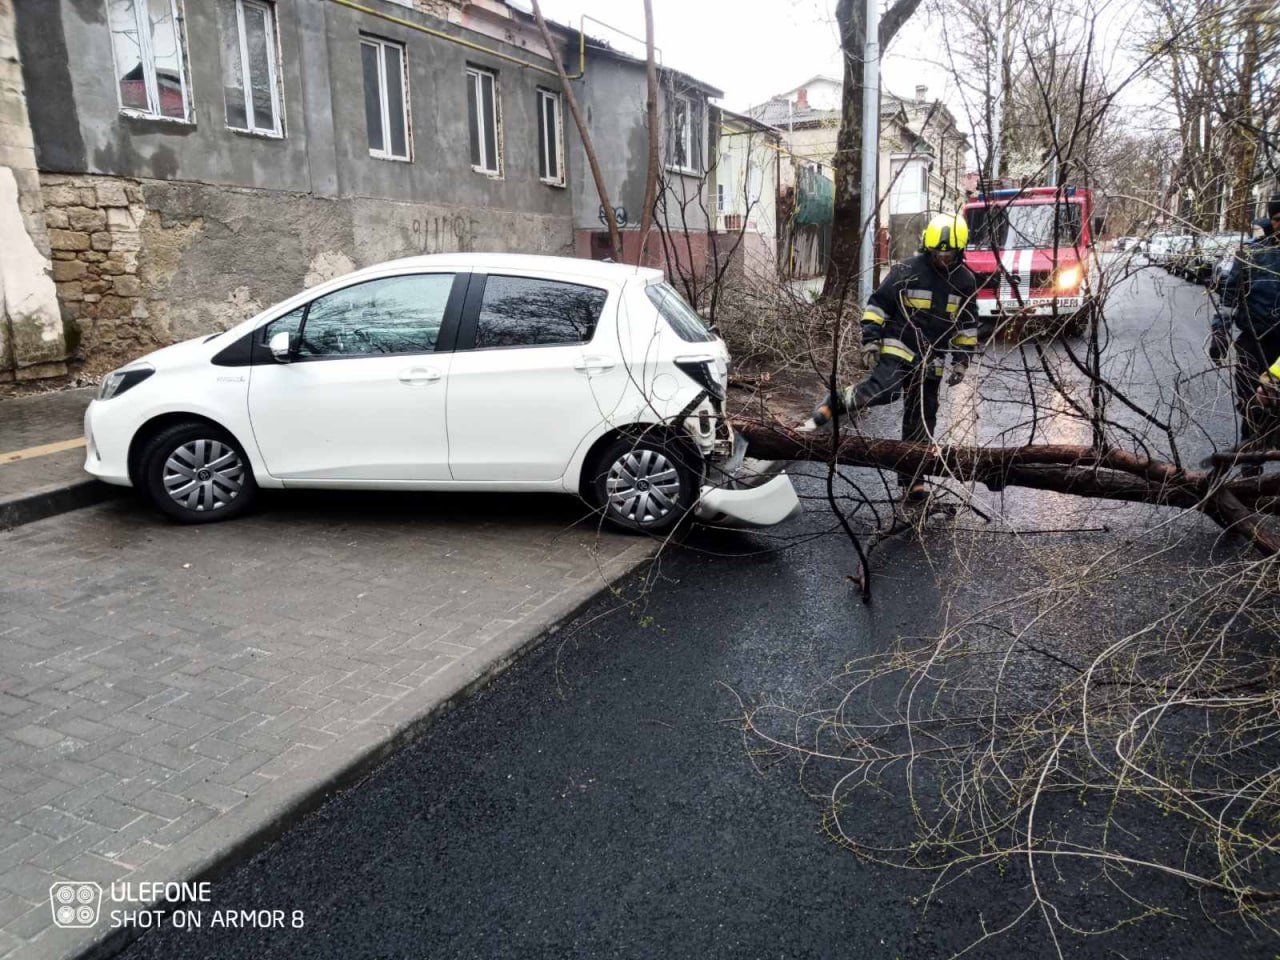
398;367;441;384
574;356;616;374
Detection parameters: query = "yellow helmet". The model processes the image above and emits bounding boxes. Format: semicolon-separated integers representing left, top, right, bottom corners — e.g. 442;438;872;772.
921;213;969;253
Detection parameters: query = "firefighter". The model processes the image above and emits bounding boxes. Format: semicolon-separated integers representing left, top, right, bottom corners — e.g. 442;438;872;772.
1211;196;1280;475
800;212;989;503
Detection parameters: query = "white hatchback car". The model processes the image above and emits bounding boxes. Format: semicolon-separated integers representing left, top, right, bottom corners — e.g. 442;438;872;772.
83;254;800;533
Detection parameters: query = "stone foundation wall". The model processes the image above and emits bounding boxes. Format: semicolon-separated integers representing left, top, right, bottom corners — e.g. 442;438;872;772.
0;0;66;384
41;174;151;371
36;173;575;380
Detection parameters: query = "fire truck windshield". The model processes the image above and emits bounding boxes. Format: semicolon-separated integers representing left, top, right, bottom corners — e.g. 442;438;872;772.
966;202;1084;251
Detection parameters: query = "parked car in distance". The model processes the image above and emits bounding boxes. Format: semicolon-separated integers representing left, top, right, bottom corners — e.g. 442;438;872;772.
1146;233;1179;265
1165;235;1197;276
1193;232;1250;286
1113;236;1141;252
83;254;801;533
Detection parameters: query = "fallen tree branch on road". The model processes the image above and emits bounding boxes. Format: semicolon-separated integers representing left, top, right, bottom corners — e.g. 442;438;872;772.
734;420;1280;556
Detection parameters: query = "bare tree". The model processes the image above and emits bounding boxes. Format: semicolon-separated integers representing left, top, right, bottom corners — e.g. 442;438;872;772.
820;0;929;304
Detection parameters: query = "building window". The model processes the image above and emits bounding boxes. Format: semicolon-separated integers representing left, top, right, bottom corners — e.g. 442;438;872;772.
220;0;282;136
361;37;410;161
107;0;192;121
536;89;563;185
467;67;501;176
666;92;702;173
716;182;727;214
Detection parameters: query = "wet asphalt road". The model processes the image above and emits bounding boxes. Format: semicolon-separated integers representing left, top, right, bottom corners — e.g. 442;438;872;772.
116;259;1272;959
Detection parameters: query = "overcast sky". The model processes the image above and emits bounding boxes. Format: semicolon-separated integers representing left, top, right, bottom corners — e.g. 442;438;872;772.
532;0;1163;166
534;0;958;113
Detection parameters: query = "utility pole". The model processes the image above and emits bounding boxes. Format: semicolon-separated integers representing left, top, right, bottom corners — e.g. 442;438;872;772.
989;0;1006;184
857;0;880;306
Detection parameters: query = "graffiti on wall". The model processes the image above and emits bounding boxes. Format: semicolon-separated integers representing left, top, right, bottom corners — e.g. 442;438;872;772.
412;215;480;254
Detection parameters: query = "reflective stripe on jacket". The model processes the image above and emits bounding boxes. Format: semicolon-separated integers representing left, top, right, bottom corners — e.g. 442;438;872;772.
860;252;987;362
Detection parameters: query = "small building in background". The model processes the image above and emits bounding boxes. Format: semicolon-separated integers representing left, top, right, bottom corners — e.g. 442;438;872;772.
710;109;780;283
748;76;973;278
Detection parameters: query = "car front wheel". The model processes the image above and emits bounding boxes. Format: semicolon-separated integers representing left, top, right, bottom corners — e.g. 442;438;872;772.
589;434;700;534
140;422;258;524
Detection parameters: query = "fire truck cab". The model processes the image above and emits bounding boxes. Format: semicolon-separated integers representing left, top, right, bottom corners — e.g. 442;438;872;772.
961;186;1101;335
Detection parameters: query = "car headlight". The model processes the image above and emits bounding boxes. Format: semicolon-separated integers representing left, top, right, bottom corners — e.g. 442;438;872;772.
1055;265;1082;290
99;364;155;400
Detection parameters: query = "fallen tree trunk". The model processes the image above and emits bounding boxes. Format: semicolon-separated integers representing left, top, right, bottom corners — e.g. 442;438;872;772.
735;421;1280;556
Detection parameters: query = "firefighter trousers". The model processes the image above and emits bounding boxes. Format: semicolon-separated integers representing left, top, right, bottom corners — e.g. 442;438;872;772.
848;354;942;487
1234;328;1280;449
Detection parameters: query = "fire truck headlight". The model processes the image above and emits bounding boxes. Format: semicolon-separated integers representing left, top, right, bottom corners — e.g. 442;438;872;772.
1055;265;1082;290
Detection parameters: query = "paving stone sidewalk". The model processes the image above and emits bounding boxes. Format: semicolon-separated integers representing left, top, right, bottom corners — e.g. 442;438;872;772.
0;492;652;960
0;389;112;531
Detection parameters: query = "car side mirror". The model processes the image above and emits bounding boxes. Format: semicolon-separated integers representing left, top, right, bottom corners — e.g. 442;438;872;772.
269;330;294;363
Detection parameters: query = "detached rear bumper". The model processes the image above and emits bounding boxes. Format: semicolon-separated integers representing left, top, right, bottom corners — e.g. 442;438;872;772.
695;445;802;529
694;473;801;528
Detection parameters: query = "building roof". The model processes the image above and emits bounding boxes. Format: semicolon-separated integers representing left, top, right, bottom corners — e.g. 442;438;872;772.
580;37;724;97
491;2;724;98
718;107;782;138
746;98;839;130
776;74;842;94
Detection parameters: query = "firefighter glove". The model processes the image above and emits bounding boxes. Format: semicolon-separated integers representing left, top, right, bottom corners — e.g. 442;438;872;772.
947;360;968;387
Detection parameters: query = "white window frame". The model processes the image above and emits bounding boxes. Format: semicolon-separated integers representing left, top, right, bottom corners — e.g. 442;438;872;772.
225;0;283;137
667;93;696;174
107;0;193;122
362;36;411;162
536;88;564;186
467;67;502;177
665;94;706;177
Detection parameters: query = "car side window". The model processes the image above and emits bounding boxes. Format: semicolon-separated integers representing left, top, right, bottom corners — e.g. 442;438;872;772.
295;274;454;359
474;276;608;349
645;282;713;343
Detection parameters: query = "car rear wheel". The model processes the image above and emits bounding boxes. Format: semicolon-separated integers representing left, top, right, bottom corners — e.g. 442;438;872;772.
589;434;701;534
140;422;258;524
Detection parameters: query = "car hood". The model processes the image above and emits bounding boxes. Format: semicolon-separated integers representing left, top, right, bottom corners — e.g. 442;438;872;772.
122;334;218;370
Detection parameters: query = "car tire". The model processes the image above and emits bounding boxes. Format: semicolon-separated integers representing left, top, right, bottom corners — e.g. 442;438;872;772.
588;433;702;535
139;422;258;524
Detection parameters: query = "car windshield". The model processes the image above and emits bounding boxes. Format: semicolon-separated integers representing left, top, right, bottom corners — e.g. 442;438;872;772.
966;202;1084;251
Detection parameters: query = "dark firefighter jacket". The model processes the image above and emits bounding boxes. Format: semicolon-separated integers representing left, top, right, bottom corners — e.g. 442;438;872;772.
1215;233;1280;337
861;252;987;366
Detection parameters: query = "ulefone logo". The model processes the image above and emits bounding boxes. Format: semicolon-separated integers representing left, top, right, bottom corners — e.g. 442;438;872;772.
49;882;102;929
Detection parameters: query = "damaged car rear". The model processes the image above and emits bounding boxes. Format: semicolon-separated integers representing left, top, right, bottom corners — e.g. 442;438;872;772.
83;253;800;534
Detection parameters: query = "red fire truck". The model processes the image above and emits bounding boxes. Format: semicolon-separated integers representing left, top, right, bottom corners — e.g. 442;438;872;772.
961;186;1102;336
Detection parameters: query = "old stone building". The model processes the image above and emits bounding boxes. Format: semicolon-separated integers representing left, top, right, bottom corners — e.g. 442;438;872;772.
3;0;725;386
6;0;584;384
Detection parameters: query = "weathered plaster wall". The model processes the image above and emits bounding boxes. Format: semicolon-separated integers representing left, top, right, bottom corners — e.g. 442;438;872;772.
13;0;577;380
0;0;66;382
41;173;573;377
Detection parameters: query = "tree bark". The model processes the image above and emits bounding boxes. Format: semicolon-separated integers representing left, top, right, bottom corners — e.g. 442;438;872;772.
636;0;660;266
820;0;927;305
530;1;622;260
735;422;1280;556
